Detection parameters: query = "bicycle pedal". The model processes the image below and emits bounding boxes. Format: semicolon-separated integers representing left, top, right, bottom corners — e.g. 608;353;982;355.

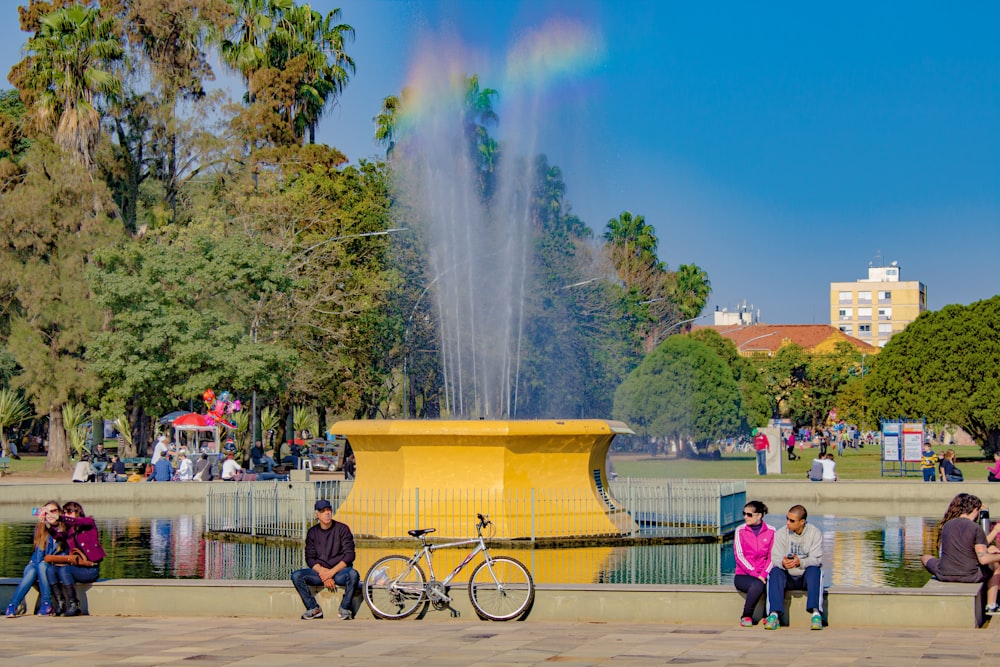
450;608;461;618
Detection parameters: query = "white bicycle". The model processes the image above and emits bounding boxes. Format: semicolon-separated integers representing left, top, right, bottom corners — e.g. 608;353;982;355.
362;513;535;621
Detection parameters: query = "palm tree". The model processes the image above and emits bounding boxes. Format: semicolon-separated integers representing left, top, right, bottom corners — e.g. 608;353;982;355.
374;94;401;156
18;4;123;166
673;263;712;322
220;0;292;102
0;389;32;458
603;211;662;290
61;401;90;460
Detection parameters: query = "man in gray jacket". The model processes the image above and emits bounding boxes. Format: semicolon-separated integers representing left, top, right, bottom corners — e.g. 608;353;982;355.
764;504;824;630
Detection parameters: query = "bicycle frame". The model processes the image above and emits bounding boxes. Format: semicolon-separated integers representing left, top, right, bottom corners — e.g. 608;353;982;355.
410;534;490;588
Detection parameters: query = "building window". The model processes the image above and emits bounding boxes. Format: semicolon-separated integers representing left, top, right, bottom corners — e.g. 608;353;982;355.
838;291;852;304
839;308;852;320
858;307;872;321
878;339;888;348
878;307;892;320
839;325;853;336
858;324;871;335
878;323;893;335
878;290;892;303
858;291;872;304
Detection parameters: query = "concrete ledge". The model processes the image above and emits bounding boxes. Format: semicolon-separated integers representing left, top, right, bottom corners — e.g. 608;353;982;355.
0;579;984;628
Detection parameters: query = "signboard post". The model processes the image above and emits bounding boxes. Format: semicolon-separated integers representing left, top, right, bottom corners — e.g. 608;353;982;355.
881;419;924;477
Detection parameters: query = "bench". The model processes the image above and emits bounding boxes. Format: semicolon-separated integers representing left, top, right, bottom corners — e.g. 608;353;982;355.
123;458;150;474
0;457;9;476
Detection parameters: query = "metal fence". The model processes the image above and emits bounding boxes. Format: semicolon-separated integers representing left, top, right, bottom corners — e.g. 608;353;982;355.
206;478;745;542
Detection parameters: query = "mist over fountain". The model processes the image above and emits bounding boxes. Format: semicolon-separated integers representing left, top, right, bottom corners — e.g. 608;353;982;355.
395;59;539;418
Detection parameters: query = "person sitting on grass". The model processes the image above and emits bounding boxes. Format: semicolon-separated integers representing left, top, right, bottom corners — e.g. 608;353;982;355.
922;493;1000;615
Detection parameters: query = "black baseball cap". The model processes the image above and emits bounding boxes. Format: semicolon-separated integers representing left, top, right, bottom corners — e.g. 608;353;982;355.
314;499;332;511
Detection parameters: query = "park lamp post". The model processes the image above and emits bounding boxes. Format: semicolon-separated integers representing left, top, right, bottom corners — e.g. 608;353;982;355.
661;313;710;335
738;332;777;354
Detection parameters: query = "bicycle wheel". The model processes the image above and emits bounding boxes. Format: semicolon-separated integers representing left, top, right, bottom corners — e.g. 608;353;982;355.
364;555;428;619
468;556;534;621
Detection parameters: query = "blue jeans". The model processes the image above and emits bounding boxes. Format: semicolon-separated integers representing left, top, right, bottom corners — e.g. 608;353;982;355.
756;450;767;475
766;565;824;616
47;563;100;586
291;566;359;612
923;468;936;482
8;561;52;608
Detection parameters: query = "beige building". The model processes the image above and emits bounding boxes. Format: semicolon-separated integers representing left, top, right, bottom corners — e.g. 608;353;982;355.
829;263;927;348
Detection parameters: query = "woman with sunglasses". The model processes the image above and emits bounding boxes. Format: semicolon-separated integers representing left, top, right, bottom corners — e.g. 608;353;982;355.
44;501;105;616
733;500;775;626
3;500;64;617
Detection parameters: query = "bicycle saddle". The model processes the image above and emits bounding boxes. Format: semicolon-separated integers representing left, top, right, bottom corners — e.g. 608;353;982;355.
408;528;436;538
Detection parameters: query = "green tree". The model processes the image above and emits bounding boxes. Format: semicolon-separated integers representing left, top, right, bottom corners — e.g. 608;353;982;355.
672;263;712;322
0;388;32;458
0;141;122;471
11;3;124;167
866;296;1000;455
613;335;741;453
269;4;355;144
87;231;297;421
689;328;773;429
219;0;292;102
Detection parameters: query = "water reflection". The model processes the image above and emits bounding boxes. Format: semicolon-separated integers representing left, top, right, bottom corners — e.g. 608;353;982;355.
0;515;938;587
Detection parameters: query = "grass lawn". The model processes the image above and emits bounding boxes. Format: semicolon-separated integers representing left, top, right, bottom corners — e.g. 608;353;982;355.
611;444;989;481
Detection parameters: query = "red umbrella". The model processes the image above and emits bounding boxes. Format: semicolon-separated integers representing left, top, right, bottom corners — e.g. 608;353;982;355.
172;413;212;427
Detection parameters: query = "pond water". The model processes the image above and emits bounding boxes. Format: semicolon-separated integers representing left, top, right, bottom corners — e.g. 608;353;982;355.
0;514;937;587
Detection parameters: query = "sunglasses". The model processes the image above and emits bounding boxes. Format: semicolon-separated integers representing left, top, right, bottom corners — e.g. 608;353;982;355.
743;512;757;517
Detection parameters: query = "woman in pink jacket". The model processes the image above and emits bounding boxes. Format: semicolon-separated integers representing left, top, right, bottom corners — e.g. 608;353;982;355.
733;500;775;626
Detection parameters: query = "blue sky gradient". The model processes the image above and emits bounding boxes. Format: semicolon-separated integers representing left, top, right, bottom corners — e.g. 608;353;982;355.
2;1;997;323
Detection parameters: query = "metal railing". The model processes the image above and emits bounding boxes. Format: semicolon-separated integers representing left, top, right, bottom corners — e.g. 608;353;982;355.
205;479;745;542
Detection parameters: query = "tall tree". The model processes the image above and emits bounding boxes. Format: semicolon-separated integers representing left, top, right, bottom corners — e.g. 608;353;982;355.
219;0;291;102
866;296;1000;455
0;140;122;470
270;4;354;144
672;263;712;322
11;3;123;167
613;334;741;454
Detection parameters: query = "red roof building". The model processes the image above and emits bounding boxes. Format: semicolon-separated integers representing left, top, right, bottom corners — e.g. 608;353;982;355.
691;323;879;357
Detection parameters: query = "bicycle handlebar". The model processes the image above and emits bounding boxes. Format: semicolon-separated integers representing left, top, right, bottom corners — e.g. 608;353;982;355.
476;513;489;532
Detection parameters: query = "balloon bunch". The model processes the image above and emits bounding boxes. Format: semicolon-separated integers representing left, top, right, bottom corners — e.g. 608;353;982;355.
202;388;241;429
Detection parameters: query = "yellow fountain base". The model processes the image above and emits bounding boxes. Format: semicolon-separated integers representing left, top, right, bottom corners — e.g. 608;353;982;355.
330;419;635;539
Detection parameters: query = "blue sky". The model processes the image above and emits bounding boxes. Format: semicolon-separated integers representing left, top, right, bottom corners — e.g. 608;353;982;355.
2;1;997;323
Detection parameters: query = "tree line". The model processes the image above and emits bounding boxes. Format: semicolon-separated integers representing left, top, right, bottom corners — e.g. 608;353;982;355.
0;1;711;469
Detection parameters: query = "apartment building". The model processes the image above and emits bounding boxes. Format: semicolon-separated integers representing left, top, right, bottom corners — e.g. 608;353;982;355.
829;263;927;348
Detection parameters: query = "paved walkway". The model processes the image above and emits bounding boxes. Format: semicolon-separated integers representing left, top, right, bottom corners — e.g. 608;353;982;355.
3;616;999;666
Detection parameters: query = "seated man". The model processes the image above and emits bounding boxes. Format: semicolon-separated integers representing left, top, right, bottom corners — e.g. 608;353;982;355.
109;454;127;482
922;493;1000;614
90;443;110;478
765;504;825;630
291;499;360;620
250;441;278;473
221;452;244;481
146;453;174;481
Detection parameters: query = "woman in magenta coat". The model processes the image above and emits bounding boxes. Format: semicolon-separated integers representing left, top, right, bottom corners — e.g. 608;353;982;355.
45;501;106;616
733;500;775;626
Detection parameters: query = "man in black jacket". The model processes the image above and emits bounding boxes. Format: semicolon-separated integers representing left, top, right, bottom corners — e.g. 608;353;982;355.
291;499;360;620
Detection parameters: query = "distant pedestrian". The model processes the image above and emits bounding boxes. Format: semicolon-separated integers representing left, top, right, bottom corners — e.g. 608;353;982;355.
786;431;799;461
753;429;770;476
